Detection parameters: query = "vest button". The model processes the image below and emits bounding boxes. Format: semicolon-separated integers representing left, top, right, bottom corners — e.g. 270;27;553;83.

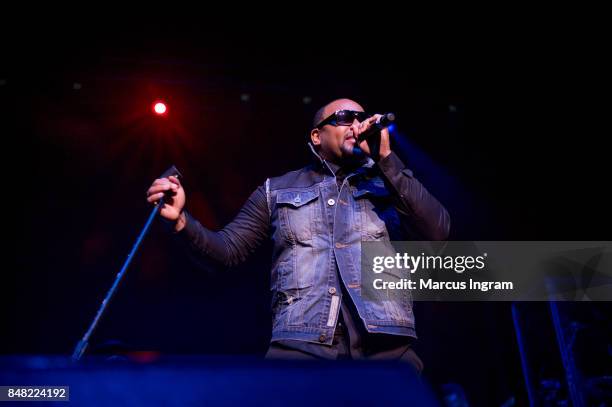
319;334;327;342
327;198;336;206
328;287;337;295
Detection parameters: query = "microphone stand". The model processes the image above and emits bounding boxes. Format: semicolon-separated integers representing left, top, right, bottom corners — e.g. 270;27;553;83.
72;165;182;361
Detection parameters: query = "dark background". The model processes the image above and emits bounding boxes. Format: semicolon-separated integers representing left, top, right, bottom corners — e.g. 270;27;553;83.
1;17;609;406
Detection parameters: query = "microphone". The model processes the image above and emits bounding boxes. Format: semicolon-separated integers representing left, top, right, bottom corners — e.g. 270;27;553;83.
356;113;396;143
158;165;183;206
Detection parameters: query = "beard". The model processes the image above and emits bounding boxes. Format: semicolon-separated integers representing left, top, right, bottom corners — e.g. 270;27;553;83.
339;139;368;167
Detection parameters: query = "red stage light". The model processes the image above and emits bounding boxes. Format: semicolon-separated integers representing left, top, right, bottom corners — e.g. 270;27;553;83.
153;102;167;115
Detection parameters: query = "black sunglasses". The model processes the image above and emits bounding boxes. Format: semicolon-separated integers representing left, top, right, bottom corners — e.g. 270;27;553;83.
315;110;371;129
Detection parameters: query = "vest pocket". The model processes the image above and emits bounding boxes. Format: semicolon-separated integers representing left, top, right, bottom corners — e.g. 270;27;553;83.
276;188;319;242
353;192;391;240
275;259;314;327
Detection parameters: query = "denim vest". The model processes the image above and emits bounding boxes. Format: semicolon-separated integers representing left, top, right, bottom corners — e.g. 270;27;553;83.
266;145;415;345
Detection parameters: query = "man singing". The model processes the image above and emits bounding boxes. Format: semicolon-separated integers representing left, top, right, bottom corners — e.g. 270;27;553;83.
146;98;450;371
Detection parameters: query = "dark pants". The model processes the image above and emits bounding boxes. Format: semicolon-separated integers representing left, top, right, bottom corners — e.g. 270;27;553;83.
265;303;424;373
265;339;423;374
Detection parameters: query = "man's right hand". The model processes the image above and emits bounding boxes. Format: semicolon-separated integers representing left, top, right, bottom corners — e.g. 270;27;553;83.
146;175;186;231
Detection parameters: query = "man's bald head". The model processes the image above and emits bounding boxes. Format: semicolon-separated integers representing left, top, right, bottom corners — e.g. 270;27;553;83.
312;98;365;128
